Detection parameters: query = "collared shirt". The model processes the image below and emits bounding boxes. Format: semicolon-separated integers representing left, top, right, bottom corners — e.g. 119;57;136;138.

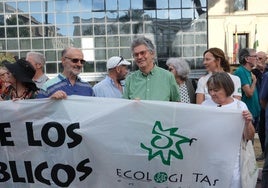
123;65;180;101
34;74;49;89
234;66;261;118
36;73;94;98
93;76;123;98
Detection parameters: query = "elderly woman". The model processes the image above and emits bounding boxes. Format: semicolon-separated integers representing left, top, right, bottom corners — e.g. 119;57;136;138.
0;59;38;100
0;66;9;96
166;57;196;103
202;72;255;188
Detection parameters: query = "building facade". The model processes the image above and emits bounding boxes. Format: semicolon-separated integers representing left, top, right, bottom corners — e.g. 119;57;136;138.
0;0;207;82
208;0;268;64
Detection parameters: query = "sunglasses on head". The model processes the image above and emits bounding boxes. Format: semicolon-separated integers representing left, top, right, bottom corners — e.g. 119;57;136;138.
65;57;86;65
115;56;124;67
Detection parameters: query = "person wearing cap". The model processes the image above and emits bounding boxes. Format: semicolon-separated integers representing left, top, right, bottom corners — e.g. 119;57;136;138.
26;51;49;89
36;47;94;99
0;59;38;100
123;36;180;101
93;56;130;98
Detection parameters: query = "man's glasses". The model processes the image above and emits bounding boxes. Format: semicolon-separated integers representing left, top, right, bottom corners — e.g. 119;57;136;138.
132;50;149;58
65;57;86;65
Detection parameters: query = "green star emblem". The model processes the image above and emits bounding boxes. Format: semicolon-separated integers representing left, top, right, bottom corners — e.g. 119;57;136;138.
140;121;196;165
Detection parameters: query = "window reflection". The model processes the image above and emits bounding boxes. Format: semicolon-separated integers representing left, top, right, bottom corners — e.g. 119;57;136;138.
156;0;167;9
18;2;29;12
30;1;42;12
131;0;143;9
1;0;207;76
119;0;130;10
93;0;105;11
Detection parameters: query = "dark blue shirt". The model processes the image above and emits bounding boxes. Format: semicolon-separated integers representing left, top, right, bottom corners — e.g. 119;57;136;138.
36;73;94;98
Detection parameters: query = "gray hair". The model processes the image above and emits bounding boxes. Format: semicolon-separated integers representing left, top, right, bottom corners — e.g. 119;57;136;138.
131;36;155;52
238;48;255;65
166;57;190;80
26;51;46;66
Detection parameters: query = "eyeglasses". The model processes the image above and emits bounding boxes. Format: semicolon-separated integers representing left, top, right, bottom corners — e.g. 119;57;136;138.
65;57;86;65
132;50;149;58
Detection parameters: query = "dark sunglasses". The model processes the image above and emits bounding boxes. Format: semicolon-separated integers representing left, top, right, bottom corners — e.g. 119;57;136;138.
65;57;86;65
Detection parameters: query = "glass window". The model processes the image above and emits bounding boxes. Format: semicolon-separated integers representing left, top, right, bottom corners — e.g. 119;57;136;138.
0;26;5;38
5;2;17;13
46;13;55;24
0;2;4;14
6;15;17;26
119;23;131;34
119;0;130;10
234;0;246;11
107;11;118;22
182;0;193;8
43;1;54;13
120;48;132;59
195;34;207;43
80;0;92;11
45;38;54;49
156;0;167;9
96;61;106;72
107;36;119;47
93;12;105;22
106;0;117;10
55;1;67;13
82;25;93;36
31;13;43;24
20;39;31;49
83;62;95;72
93;0;105;11
169;9;181;20
45;50;56;61
131;0;143;9
7;39;18;50
183;46;194;57
108;48;119;57
95;37;106;47
95;49;106;59
144;10;156;20
94;24;105;35
56;13;68;25
132;23;143;34
19;27;30;37
144;0;157;9
18;1;29;13
30;1;42;13
46;63;58;74
107;24;118;35
183;34;194;44
0;40;6;50
169;0;181;8
32;39;43;49
156;10;169;19
7;27;17;37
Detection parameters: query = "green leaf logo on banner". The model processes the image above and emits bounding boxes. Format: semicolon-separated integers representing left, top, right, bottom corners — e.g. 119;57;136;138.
140;121;197;165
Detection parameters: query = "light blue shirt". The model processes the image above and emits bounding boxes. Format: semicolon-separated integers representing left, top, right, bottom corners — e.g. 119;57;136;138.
93;76;123;98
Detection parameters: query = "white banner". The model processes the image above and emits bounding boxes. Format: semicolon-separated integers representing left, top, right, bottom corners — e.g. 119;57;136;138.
0;96;244;188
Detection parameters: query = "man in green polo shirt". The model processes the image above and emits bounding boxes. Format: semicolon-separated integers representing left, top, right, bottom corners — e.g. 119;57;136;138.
123;36;180;102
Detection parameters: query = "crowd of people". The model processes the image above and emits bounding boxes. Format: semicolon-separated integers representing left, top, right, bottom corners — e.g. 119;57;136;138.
0;36;268;188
